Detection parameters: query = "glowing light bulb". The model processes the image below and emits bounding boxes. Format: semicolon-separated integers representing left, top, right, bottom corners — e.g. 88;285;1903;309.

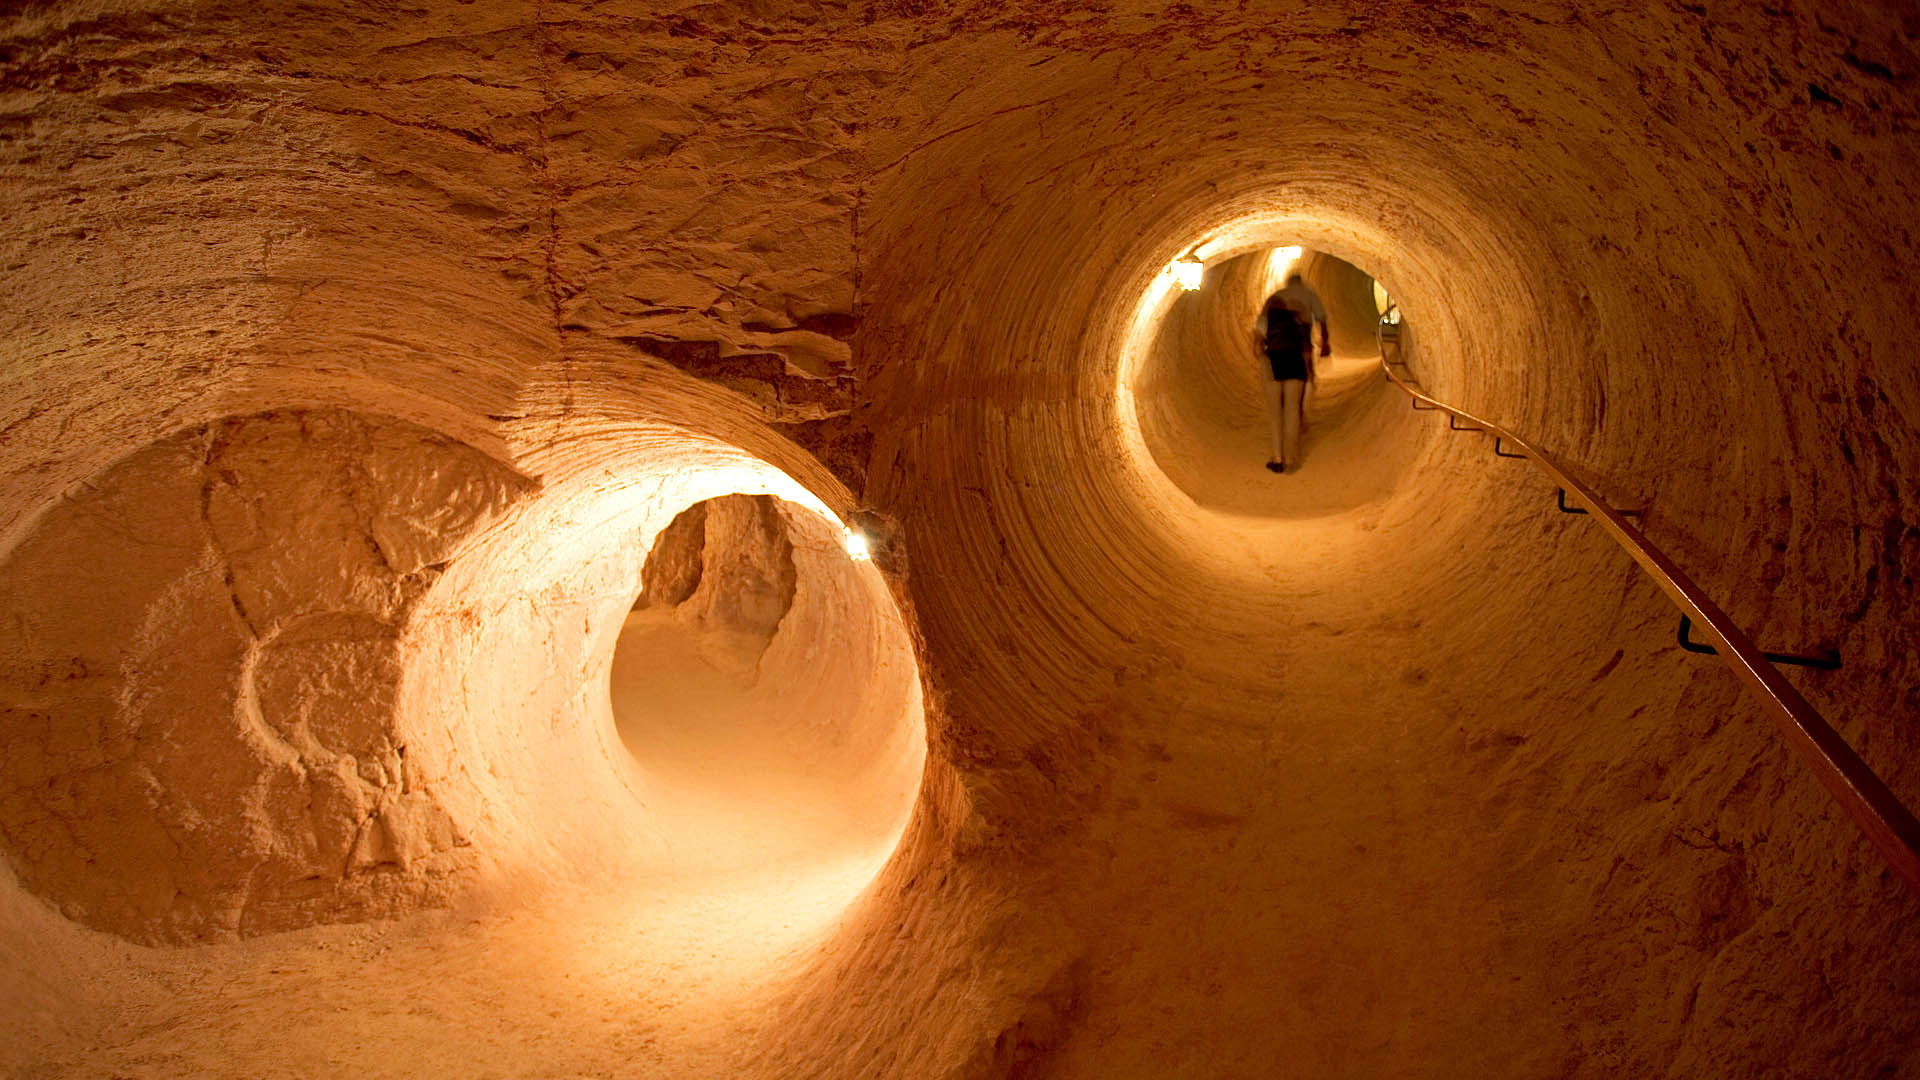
1171;258;1204;291
845;529;871;560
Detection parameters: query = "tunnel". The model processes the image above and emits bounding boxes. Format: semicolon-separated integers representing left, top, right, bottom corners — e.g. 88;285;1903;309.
3;2;1918;1076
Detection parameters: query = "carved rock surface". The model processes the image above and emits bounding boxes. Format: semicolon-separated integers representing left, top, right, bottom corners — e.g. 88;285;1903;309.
2;1;1919;1078
0;409;530;942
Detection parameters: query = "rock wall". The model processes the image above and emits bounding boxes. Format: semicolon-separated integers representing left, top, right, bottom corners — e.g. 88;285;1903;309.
613;492;925;864
2;1;1918;1077
0;409;530;942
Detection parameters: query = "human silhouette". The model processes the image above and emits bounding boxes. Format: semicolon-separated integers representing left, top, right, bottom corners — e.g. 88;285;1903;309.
1253;272;1331;473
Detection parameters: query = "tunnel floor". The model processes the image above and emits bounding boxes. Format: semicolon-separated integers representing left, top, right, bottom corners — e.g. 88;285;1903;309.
1146;346;1422;521
10;859;874;1076
7;396;1695;1077
7;1;1920;1076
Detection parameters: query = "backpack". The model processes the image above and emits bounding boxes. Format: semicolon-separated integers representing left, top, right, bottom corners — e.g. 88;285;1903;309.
1263;297;1310;356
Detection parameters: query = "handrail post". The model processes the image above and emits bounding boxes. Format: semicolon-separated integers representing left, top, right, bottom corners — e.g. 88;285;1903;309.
1377;347;1920;901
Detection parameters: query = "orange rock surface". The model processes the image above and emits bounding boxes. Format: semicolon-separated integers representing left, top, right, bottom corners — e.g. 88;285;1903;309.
3;2;1918;1076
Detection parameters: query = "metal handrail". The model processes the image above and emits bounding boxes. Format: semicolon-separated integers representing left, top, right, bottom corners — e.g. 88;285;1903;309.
1378;328;1920;901
1678;615;1842;671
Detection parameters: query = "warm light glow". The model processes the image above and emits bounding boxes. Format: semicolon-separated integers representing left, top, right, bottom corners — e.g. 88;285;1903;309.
1172;257;1204;291
845;529;871;560
1116;212;1419;541
1268;245;1304;281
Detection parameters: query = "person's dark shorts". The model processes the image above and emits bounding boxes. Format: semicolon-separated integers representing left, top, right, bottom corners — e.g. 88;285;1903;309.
1266;348;1310;382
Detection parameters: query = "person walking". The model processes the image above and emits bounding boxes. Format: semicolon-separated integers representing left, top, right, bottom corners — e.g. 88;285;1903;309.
1253;272;1331;474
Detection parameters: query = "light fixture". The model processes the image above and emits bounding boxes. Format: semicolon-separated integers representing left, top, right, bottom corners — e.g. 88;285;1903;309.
845;529;871;560
1171;257;1204;291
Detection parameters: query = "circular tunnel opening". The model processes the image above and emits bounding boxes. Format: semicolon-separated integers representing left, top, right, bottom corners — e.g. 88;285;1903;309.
1127;243;1423;519
609;493;925;873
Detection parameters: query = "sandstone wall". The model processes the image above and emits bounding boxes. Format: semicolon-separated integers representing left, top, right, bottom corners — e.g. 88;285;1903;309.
3;2;1917;1077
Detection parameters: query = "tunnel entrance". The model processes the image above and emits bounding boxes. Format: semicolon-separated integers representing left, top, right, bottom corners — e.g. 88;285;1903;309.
609;494;925;869
1127;245;1422;519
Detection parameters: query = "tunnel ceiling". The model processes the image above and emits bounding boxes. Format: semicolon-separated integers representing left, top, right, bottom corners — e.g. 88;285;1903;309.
4;2;1920;1078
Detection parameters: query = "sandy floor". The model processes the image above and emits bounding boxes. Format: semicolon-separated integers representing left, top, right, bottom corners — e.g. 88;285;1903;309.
1170;349;1421;518
4;349;1911;1080
6;1;1920;1074
7;850;890;1078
